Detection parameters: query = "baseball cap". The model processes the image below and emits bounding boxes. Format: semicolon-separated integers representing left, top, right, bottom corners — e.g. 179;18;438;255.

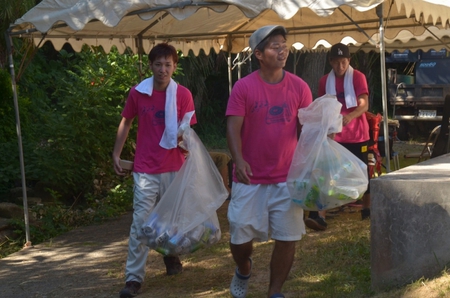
330;43;350;59
249;25;287;52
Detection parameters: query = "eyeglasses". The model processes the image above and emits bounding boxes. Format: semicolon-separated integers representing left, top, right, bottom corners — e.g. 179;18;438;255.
268;42;288;53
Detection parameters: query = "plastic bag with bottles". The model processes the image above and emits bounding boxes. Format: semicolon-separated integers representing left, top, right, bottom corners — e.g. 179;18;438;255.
287;94;368;211
139;127;229;255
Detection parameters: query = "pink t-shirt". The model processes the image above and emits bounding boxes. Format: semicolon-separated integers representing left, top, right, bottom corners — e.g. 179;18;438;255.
226;71;312;184
318;69;369;143
122;84;197;174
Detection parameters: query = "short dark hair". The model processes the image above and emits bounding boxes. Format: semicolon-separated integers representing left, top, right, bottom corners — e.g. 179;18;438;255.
254;28;286;53
148;43;178;64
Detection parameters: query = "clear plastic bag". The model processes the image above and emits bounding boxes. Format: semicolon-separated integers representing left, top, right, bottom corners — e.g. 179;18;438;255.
287;94;368;211
140;127;229;255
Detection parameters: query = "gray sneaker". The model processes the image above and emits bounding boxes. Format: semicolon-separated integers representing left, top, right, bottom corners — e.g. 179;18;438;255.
119;281;141;298
304;216;327;231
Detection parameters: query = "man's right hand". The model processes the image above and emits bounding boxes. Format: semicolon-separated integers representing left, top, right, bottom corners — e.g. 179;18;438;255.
234;158;253;185
113;155;126;176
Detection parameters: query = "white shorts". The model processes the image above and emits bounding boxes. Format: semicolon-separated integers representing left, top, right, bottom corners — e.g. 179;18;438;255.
228;182;306;245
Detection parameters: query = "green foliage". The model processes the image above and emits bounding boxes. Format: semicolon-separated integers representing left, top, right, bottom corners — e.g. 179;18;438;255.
0;68;14;145
2;45;144;198
0;68;12;99
2;45;230;199
0;68;32;143
0;0;39;64
85;176;134;222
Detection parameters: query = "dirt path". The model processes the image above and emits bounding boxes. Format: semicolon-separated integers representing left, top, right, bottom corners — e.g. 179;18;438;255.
0;211;133;298
0;202;237;298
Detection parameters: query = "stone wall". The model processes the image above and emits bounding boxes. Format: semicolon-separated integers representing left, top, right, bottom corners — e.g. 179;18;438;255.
371;153;450;290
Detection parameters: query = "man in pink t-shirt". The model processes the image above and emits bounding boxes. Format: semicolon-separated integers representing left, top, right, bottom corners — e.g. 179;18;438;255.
305;43;371;231
226;25;312;298
112;43;196;298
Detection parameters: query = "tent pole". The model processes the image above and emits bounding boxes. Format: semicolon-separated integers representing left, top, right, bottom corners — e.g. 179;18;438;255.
238;57;241;80
227;35;232;95
228;53;232;95
5;30;32;247
377;4;391;172
137;35;144;82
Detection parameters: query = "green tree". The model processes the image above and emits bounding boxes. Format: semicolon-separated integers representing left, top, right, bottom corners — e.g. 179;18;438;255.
1;0;40;68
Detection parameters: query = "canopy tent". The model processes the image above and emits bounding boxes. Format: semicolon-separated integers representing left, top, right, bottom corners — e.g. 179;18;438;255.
8;0;450;55
363;26;450;52
6;0;450;245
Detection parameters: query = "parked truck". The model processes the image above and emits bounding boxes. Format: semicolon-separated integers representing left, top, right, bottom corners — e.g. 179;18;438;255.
387;49;449;139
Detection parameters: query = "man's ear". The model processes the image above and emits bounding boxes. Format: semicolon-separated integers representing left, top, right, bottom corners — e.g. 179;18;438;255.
254;49;264;60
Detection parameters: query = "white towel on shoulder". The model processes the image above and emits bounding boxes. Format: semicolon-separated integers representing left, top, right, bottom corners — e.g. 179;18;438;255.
135;77;180;149
325;65;357;109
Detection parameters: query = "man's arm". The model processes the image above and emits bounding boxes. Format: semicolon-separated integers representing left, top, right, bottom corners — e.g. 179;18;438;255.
343;93;368;126
226;115;252;185
112;117;134;175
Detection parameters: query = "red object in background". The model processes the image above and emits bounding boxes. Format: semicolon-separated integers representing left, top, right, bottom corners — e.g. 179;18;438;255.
366;112;383;178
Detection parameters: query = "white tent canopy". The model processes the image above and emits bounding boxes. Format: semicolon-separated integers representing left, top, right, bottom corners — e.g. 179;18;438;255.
363;26;450;52
9;0;450;55
6;0;450;245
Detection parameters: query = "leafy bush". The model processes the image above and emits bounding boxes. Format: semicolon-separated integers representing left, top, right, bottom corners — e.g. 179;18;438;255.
1;45;145;200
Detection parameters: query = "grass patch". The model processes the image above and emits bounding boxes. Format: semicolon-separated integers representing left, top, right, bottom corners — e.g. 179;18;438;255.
133;201;450;297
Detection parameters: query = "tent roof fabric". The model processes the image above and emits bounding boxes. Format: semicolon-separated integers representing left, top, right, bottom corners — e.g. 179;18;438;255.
9;0;450;54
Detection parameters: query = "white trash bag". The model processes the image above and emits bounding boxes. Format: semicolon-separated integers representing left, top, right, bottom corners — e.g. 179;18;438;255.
140;127;229;255
287;94;368;211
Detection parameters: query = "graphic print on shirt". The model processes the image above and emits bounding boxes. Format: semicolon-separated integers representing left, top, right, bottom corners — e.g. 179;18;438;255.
140;105;165;126
140;105;154;115
250;99;269;113
266;103;291;124
154;110;165;126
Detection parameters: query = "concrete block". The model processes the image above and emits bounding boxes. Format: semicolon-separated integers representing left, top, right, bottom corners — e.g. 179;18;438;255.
370;153;450;290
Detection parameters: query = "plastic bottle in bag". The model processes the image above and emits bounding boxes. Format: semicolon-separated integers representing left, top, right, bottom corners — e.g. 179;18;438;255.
167;233;184;249
176;237;192;254
330;162;352;184
141;228;157;248
305;181;320;206
200;227;212;243
156;231;171;247
189;241;204;253
187;224;205;242
155;246;170;255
